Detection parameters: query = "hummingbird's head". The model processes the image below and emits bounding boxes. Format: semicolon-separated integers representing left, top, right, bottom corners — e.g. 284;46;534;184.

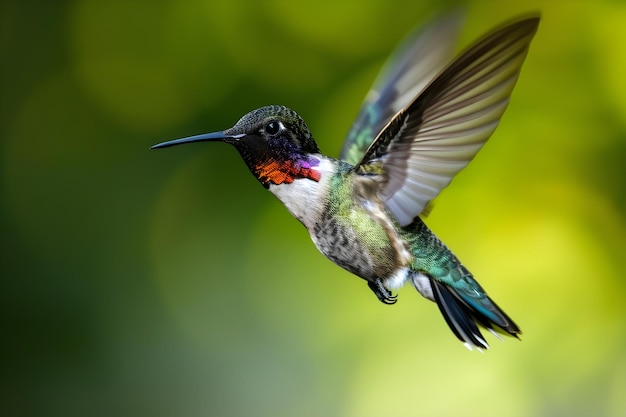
152;106;323;188
225;105;320;154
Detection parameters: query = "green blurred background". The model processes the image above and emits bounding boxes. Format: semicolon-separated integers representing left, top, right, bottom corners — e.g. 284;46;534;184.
1;0;625;416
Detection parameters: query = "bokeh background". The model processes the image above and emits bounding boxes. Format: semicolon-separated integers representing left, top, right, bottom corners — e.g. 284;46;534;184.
2;0;625;416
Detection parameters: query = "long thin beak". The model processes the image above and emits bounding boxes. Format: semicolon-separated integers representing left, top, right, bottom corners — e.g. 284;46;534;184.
151;131;245;149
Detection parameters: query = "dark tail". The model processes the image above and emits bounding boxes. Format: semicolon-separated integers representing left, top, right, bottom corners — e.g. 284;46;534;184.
431;279;521;350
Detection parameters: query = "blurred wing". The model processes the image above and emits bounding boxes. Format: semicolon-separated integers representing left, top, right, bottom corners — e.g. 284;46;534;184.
357;17;539;226
339;13;464;166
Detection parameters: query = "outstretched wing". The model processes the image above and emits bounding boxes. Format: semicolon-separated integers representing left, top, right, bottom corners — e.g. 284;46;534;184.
356;16;539;226
339;13;464;166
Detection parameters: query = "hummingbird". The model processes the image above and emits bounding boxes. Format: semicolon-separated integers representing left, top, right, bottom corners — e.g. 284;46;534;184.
152;15;539;350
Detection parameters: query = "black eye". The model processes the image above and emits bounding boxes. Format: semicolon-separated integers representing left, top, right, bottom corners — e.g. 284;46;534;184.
265;121;280;136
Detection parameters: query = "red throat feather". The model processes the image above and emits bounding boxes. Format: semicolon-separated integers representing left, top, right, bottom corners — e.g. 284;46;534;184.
255;158;321;185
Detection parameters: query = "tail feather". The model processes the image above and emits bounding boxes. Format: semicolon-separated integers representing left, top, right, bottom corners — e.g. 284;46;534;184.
430;279;520;350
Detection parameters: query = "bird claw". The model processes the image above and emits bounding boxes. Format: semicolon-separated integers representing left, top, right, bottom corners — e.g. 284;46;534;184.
368;279;397;305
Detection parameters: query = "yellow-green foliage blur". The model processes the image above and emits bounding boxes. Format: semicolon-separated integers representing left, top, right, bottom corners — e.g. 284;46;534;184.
2;1;625;416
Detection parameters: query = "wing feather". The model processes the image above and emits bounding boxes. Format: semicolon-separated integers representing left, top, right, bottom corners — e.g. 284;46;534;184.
339;13;464;165
356;16;539;226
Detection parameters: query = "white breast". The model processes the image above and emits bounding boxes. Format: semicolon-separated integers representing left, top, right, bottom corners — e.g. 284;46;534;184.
268;157;335;231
